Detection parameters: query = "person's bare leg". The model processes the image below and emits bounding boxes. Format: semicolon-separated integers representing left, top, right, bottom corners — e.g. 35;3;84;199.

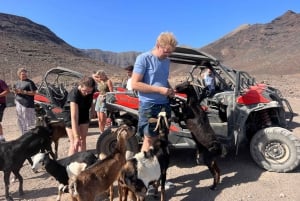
79;124;89;151
66;127;75;156
97;111;107;133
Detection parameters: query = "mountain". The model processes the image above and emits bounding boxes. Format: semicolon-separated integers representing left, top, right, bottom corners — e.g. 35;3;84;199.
0;13;119;84
201;10;300;75
1;10;300;86
82;49;140;67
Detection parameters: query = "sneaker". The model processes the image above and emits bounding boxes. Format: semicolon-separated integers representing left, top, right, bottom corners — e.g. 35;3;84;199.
0;136;5;142
165;181;175;190
146;185;157;196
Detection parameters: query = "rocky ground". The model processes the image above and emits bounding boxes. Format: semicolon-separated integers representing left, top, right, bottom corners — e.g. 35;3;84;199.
0;75;300;201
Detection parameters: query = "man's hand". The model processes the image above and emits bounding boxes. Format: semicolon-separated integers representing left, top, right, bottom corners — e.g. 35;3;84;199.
160;87;175;97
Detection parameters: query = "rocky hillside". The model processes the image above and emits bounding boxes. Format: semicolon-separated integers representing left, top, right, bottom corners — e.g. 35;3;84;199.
82;49;140;67
201;10;300;75
0;13;120;85
1;10;300;85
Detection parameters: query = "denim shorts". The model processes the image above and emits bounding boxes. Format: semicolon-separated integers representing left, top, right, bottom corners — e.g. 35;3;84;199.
137;102;171;138
95;95;107;113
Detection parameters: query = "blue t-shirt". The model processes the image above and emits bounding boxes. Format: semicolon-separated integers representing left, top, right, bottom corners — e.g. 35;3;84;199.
134;51;170;104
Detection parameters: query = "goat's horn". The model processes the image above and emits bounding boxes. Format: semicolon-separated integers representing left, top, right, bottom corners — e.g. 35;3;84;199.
163;115;169;129
153;116;162;132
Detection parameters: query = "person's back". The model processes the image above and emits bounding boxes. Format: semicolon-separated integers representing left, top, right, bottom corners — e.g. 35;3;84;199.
0;79;9;142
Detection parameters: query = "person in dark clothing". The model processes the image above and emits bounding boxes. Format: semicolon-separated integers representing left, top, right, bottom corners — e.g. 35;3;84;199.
0;79;10;142
62;76;96;156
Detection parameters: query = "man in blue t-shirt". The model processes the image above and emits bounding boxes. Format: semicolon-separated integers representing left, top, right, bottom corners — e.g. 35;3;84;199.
131;32;178;152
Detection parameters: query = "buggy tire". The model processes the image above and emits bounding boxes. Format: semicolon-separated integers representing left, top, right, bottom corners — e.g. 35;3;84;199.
250;127;300;172
96;126;139;160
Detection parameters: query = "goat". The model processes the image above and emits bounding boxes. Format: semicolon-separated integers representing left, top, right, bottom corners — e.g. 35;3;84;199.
35;103;67;158
31;151;98;201
118;111;170;201
174;81;223;190
68;124;135;201
0;126;53;201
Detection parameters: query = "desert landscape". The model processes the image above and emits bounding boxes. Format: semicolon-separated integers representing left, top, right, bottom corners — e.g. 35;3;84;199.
0;10;300;201
0;76;299;201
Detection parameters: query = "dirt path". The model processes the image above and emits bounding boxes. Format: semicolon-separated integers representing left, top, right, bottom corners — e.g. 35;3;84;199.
1;98;300;201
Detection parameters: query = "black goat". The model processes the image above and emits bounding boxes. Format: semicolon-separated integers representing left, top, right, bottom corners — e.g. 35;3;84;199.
35;103;68;159
174;81;223;190
118;111;170;201
0;126;54;201
31;151;98;201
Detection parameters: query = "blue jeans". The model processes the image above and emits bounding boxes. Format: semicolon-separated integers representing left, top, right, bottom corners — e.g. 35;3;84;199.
137;102;171;137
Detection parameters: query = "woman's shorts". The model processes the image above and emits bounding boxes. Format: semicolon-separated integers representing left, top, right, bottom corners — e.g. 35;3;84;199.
95;95;107;113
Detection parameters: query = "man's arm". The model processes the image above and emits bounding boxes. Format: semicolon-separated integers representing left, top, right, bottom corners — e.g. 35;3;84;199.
131;72;173;97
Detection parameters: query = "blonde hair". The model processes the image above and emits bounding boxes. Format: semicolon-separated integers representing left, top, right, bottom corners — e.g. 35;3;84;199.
94;70;108;81
156;32;178;50
17;67;27;76
95;70;106;76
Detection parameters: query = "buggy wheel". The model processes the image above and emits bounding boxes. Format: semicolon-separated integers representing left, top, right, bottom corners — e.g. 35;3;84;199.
96;126;139;159
250;127;300;172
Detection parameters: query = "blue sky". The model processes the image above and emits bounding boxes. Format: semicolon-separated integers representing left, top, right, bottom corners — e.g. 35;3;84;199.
1;0;299;52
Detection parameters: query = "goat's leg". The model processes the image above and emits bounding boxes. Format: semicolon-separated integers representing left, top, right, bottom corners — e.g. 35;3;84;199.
118;181;127;201
12;170;24;196
54;140;59;159
4;171;14;201
27;157;33;166
128;189;138;201
109;184;114;201
159;172;167;201
57;183;67;201
203;154;220;190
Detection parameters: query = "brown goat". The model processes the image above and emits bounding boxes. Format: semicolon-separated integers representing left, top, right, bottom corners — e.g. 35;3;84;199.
68;124;135;201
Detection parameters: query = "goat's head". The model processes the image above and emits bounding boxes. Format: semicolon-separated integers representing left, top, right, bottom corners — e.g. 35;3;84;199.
29;126;55;158
35;103;51;127
116;124;136;141
31;152;47;172
148;110;170;141
175;81;207;103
